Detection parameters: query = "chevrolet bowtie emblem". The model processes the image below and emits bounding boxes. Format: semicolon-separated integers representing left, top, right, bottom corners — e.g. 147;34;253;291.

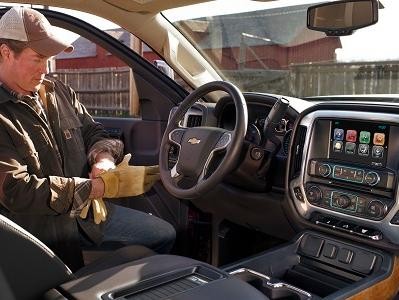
188;137;201;145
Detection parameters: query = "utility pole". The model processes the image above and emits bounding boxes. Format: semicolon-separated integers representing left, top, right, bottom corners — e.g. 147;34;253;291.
129;34;142;117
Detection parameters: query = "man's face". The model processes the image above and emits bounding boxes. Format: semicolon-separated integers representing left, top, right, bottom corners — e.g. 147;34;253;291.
7;47;49;94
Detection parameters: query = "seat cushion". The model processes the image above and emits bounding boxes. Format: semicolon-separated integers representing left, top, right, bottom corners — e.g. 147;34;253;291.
74;245;155;277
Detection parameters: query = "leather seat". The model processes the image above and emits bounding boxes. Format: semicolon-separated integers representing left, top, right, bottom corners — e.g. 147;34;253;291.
0;213;155;300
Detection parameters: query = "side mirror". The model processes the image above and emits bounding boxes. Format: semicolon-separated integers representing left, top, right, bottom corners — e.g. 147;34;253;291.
307;0;378;36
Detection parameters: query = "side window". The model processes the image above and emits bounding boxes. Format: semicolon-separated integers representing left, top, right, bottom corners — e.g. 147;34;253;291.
50;25;189;118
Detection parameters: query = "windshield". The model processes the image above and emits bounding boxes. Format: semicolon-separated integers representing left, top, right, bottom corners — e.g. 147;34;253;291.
163;0;399;98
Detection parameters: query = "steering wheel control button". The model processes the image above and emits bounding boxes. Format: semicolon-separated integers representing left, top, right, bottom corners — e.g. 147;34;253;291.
169;129;185;144
293;187;304;202
338;248;353;264
306;186;322;204
364;171;380;186
367;200;387;219
250;147;263;160
299;235;324;258
215;133;231;149
322;243;338;259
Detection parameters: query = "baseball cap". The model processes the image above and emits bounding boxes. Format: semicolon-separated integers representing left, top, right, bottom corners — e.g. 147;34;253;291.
0;7;73;57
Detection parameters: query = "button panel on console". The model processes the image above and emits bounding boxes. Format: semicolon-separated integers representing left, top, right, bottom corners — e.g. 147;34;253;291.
308;160;394;190
305;184;390;220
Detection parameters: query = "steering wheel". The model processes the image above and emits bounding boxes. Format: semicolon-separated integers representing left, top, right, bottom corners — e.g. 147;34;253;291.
159;81;248;199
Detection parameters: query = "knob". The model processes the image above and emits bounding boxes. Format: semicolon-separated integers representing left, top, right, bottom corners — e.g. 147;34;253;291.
367;200;387;219
318;163;331;177
306;186;322;204
364;171;380;186
336;194;351;209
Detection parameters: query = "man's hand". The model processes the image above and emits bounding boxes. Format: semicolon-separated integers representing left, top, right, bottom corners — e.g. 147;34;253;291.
100;154;160;198
90;152;115;179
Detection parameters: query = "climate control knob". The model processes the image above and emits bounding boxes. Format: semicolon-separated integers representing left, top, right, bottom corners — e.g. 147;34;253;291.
364;171;380;186
306;186;322;204
336;194;351;209
318;163;331;177
367;200;387;219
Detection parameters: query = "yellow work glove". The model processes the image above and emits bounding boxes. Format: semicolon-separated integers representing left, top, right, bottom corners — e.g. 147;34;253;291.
100;154;160;198
79;198;108;224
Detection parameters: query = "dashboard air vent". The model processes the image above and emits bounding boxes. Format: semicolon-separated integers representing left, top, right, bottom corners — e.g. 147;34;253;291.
291;125;307;179
187;114;202;127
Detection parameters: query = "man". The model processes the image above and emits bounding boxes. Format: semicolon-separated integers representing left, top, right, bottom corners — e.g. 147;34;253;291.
0;6;175;270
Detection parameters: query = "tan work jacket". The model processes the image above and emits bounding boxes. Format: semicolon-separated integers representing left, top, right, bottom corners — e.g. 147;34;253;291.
0;77;110;270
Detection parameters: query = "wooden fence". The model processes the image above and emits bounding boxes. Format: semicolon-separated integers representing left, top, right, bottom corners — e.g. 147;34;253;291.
224;61;399;98
289;61;399;97
50;67;131;117
52;62;399;118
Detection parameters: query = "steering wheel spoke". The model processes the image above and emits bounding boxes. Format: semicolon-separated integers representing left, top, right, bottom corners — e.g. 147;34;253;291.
169;128;187;146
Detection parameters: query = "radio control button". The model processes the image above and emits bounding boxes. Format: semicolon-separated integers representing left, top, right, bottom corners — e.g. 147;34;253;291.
364;171;380;186
306;186;322;204
318;163;331;177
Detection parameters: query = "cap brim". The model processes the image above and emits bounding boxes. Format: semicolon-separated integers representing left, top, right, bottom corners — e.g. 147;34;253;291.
28;35;74;57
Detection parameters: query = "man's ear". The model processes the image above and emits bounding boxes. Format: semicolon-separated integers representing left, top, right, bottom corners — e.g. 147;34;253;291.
0;44;12;60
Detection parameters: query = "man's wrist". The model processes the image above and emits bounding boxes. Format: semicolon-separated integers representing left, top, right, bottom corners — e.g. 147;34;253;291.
89;178;105;199
95;152;115;164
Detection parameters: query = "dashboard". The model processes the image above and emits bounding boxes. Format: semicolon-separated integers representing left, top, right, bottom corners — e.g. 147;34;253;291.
288;104;399;250
218;99;294;149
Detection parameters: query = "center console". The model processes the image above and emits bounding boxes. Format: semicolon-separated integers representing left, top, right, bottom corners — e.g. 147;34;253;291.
225;231;393;300
54;231;393;300
289;108;399;246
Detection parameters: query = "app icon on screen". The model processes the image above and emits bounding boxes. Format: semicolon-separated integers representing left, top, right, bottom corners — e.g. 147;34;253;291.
372;146;384;158
334;128;344;141
359;131;370;144
333;141;343;152
358;144;369;156
346;130;357;142
373;133;385;146
345;142;356;154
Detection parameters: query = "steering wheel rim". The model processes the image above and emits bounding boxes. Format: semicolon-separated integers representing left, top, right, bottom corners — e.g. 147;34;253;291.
159;81;248;199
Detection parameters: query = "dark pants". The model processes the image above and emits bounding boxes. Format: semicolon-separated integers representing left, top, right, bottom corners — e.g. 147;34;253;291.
81;204;176;254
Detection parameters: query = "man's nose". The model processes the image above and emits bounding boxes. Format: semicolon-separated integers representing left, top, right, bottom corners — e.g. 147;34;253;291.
40;60;49;74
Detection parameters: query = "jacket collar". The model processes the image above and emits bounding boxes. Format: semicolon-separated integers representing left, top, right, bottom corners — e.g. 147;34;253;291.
0;77;55;104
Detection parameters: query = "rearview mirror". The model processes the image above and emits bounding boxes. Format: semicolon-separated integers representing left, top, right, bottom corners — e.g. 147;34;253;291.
307;0;378;36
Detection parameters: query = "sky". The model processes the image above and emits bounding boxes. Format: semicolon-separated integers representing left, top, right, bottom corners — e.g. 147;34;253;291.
1;0;399;62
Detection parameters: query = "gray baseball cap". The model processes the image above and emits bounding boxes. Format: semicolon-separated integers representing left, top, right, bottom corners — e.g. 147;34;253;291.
0;7;73;56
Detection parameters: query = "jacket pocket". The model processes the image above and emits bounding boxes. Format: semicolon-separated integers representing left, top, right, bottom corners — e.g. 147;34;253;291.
59;116;85;152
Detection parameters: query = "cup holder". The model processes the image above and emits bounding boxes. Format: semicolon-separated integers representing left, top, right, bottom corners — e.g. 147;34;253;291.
230;268;311;300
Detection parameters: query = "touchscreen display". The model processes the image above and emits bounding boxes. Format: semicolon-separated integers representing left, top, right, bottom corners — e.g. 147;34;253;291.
329;120;389;167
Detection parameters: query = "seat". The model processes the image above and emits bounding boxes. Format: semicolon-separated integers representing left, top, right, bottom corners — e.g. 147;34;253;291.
0;213;155;300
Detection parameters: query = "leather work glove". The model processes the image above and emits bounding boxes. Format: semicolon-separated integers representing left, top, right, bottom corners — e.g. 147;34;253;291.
79;198;108;224
100;153;160;198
